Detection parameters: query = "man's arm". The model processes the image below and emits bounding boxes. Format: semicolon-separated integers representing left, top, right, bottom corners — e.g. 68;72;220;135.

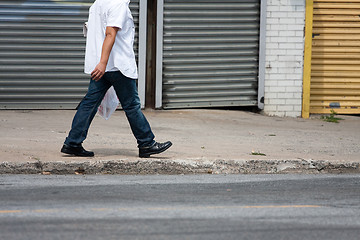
91;26;119;81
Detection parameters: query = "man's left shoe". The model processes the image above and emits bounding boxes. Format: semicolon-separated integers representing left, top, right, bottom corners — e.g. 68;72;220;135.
139;141;172;158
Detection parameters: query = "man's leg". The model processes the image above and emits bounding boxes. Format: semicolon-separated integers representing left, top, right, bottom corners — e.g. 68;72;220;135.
109;71;172;158
64;78;111;148
109;71;155;148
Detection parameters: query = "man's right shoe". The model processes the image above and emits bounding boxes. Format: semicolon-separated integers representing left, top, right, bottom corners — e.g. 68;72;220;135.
61;144;94;157
139;141;172;158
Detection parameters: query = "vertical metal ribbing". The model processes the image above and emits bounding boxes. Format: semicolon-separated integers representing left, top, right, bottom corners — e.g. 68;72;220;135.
156;0;165;109
138;0;148;108
258;0;267;110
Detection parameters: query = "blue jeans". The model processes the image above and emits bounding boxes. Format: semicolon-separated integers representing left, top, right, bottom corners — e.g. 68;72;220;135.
64;71;155;148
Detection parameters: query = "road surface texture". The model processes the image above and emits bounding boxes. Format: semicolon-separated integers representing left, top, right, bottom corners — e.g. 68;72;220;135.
0;174;359;240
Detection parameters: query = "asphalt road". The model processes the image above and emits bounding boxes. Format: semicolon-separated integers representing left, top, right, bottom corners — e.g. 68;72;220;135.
0;174;359;240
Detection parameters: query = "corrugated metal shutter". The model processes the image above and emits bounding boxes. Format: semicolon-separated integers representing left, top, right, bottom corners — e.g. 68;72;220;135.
161;0;260;109
0;0;140;109
311;0;360;114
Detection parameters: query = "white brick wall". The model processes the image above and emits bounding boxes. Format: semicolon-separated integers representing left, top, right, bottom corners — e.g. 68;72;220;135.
263;0;305;117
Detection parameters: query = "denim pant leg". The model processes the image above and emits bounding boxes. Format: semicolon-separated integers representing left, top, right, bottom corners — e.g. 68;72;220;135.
108;71;155;148
64;78;111;146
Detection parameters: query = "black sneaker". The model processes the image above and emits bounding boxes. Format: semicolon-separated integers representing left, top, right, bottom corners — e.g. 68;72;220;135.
61;144;94;157
139;141;172;158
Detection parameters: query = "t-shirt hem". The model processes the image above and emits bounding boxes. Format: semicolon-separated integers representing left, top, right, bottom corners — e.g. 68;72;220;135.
83;70;138;80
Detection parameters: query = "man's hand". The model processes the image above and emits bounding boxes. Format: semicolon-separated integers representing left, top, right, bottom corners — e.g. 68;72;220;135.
91;62;106;81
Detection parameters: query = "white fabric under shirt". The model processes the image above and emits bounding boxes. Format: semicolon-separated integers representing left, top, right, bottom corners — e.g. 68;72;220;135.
84;0;138;79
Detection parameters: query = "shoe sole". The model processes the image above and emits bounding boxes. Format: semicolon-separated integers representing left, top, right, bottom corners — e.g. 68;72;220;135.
139;142;172;158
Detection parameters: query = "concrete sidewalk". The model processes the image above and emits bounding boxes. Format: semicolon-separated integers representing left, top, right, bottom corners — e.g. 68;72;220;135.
0;109;359;174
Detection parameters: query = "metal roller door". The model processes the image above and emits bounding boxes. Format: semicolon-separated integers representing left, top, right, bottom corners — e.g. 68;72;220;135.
159;0;260;109
0;0;141;109
311;0;360;114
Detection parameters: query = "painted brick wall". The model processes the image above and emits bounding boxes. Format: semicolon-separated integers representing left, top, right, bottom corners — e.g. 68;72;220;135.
264;0;305;117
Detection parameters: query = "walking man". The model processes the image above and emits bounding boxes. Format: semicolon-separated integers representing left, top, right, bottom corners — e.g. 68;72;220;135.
61;0;172;158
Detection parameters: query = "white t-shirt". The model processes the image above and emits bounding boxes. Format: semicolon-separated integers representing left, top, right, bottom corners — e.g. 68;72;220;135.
84;0;138;79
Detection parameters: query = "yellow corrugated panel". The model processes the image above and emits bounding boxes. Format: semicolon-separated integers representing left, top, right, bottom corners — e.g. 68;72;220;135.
312;54;360;59
315;0;360;2
313;47;360;53
314;23;360;28
310;0;360;114
313;34;360;40
313;40;360;47
314;15;360;22
314;3;360;8
311;101;360;107
311;77;360;83
311;96;360;101
314;28;360;34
